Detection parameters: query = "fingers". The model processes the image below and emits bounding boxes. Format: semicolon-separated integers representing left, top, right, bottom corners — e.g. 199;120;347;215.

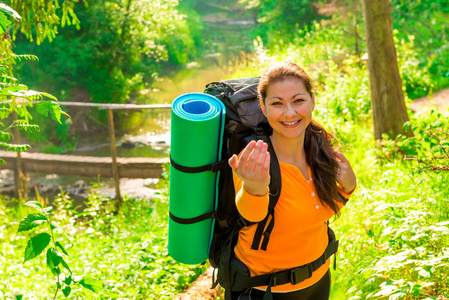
335;151;348;163
231;140;270;182
241;140;268;174
228;154;238;170
238;140;257;170
261;151;270;177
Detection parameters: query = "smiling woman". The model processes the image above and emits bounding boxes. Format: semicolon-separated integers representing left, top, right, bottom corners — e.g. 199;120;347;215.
225;61;357;300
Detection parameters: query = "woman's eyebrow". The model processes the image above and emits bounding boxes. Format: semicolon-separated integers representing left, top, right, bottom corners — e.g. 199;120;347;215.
268;93;308;101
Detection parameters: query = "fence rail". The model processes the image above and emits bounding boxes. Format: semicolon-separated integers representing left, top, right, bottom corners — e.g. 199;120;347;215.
1;101;172;202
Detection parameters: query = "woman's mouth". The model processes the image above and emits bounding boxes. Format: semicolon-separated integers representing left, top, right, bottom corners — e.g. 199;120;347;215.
281;120;300;126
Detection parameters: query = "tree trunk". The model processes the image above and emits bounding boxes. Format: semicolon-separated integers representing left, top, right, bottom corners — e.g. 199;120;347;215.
361;0;413;140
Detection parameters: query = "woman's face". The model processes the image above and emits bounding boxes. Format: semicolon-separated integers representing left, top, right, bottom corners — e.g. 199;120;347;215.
261;77;315;142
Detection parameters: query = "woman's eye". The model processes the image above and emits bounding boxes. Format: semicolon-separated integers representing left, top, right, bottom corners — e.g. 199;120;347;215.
294;99;304;103
271;101;282;106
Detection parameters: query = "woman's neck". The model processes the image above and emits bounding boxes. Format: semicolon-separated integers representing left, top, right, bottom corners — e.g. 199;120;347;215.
270;133;306;166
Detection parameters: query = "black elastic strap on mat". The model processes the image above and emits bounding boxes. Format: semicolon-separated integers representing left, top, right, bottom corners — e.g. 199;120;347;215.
169;210;219;224
170;156;227;173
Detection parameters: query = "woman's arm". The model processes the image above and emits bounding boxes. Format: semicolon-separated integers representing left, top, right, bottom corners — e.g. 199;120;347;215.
229;140;270;222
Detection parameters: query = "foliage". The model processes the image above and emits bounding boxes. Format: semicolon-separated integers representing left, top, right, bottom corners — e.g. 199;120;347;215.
15;196;102;299
6;0;83;45
390;0;449;98
0;4;68;164
240;0;322;46
0;171;207;299
339;167;449;300
11;0;203;150
378;109;449;172
13;0;201;104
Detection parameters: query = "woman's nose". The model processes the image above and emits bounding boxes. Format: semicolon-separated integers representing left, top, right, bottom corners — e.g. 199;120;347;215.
284;103;296;116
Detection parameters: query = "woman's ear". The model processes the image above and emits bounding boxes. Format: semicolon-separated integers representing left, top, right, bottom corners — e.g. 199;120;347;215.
311;92;316;111
260;99;267;117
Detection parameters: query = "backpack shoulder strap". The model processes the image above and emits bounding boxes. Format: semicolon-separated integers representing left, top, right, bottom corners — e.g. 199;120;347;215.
243;127;282;251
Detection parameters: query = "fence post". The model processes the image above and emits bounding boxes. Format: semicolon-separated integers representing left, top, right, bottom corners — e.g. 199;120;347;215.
106;108;122;206
12;112;27;199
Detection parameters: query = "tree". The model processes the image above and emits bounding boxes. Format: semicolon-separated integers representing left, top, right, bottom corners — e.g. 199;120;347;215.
360;0;413;140
1;1;80;196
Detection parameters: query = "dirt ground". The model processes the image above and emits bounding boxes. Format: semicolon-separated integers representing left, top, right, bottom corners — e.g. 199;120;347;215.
174;266;222;300
409;88;449;115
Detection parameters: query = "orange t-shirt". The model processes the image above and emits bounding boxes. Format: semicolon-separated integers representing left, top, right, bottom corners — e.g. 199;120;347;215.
233;161;354;292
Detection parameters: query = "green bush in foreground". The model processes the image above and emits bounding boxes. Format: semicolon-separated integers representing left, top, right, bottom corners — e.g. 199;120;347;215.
0;177;206;299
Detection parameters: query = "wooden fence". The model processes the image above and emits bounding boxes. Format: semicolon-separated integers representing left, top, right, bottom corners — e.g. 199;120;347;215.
1;101;171;203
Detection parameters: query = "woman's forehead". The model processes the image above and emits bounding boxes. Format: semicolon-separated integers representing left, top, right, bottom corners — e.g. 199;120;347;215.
266;78;309;99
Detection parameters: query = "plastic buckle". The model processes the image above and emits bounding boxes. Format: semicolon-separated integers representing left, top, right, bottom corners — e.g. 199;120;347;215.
251;126;265;139
263;231;270;239
237;218;248;228
271;274;278;287
290;264;312;285
211;210;221;220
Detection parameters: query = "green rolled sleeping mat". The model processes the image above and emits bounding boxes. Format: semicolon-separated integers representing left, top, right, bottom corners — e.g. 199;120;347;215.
168;93;225;264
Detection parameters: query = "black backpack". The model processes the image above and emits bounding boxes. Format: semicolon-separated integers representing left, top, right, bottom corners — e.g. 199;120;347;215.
203;77;283;280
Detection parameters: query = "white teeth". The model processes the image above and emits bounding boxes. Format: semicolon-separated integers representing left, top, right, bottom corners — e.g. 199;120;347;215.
282;120;299;125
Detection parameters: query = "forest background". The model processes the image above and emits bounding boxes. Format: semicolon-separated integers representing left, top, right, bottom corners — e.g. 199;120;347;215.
0;0;448;299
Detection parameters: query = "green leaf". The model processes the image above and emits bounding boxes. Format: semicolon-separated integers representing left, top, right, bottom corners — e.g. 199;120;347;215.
56;241;70;256
79;278;102;292
35;101;64;124
0;4;21;21
0;11;11;34
418;270;431;278
17;213;47;232
51;265;61;276
24;233;51;262
0;141;31;152
62;286;71;297
0;131;13;142
43;206;53;214
60;257;72;274
40;92;57;100
24;201;43;209
50;221;60;230
7;89;41;99
64;276;72;285
46;247;62;270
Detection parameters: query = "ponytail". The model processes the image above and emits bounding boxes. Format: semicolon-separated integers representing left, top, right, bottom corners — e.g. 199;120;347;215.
304;121;344;216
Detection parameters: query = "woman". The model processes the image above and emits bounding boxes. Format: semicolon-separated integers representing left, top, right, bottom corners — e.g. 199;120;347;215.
227;62;357;300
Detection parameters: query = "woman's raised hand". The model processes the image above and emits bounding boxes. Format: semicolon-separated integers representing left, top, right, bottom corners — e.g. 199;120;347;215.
335;152;357;194
228;140;271;196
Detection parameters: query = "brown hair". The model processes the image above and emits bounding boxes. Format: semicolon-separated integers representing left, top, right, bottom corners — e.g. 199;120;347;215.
258;61;344;215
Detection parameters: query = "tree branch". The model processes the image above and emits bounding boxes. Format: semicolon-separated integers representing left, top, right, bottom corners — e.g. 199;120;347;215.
391;6;438;40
